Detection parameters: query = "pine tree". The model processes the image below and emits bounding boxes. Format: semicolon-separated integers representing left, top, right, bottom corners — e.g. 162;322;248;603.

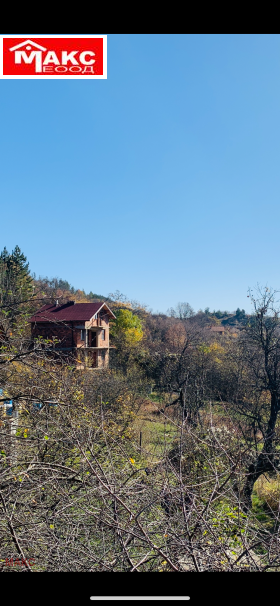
0;245;33;316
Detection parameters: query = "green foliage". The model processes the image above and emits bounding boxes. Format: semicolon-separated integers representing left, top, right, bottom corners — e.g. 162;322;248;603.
88;291;107;300
211;309;230;319
235;307;246;320
111;308;143;345
0;245;33;316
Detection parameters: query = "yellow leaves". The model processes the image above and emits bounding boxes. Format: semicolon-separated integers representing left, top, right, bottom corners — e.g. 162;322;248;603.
210;342;225;364
126;327;143;344
23;428;28;438
111;309;143;344
209;342;224;353
198;341;224;359
198;344;211;354
50;524;54;529
129;458;135;465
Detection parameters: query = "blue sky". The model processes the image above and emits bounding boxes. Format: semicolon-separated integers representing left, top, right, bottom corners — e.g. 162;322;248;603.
1;34;280;314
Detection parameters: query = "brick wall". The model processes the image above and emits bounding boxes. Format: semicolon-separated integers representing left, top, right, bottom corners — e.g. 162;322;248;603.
31;322;75;349
31;320;110;350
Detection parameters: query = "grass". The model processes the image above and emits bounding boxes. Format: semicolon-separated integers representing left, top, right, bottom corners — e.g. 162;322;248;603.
138;419;177;457
132;398;178;464
149;392;164;403
255;474;280;513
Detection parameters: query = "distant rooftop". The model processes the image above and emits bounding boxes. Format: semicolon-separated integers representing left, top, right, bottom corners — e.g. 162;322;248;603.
210;325;225;332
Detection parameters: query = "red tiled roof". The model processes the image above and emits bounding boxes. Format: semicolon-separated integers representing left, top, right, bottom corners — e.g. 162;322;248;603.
29;301;109;323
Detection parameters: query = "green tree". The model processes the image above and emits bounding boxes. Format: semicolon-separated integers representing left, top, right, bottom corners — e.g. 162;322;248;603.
0;246;33;317
110;308;143;345
235;307;246;321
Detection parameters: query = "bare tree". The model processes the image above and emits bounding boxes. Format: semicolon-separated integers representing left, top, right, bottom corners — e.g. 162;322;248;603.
234;286;280;510
167;302;195;320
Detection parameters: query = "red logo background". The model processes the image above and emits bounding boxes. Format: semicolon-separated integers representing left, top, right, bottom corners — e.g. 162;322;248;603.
3;38;104;76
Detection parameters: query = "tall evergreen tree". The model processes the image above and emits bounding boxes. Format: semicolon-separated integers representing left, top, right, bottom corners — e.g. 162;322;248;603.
0;245;33;315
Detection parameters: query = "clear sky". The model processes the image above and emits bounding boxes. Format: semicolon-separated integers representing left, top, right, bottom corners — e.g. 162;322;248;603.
1;34;280;314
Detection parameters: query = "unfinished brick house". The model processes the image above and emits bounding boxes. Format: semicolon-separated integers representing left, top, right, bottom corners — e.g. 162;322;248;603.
29;300;116;368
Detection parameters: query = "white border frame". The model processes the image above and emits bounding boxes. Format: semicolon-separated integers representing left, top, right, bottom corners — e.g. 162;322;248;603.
0;34;107;79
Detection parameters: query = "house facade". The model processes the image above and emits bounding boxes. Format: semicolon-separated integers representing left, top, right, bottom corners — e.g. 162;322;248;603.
209;325;225;336
29;300;115;368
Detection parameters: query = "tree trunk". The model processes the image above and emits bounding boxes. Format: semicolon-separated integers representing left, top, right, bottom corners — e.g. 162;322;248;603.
242;392;279;511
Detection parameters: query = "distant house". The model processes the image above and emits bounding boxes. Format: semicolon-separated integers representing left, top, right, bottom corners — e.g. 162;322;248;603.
29;300;115;368
209;325;241;337
209;325;225;335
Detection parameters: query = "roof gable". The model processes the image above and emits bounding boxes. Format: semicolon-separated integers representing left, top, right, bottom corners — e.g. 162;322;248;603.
29;301;115;323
